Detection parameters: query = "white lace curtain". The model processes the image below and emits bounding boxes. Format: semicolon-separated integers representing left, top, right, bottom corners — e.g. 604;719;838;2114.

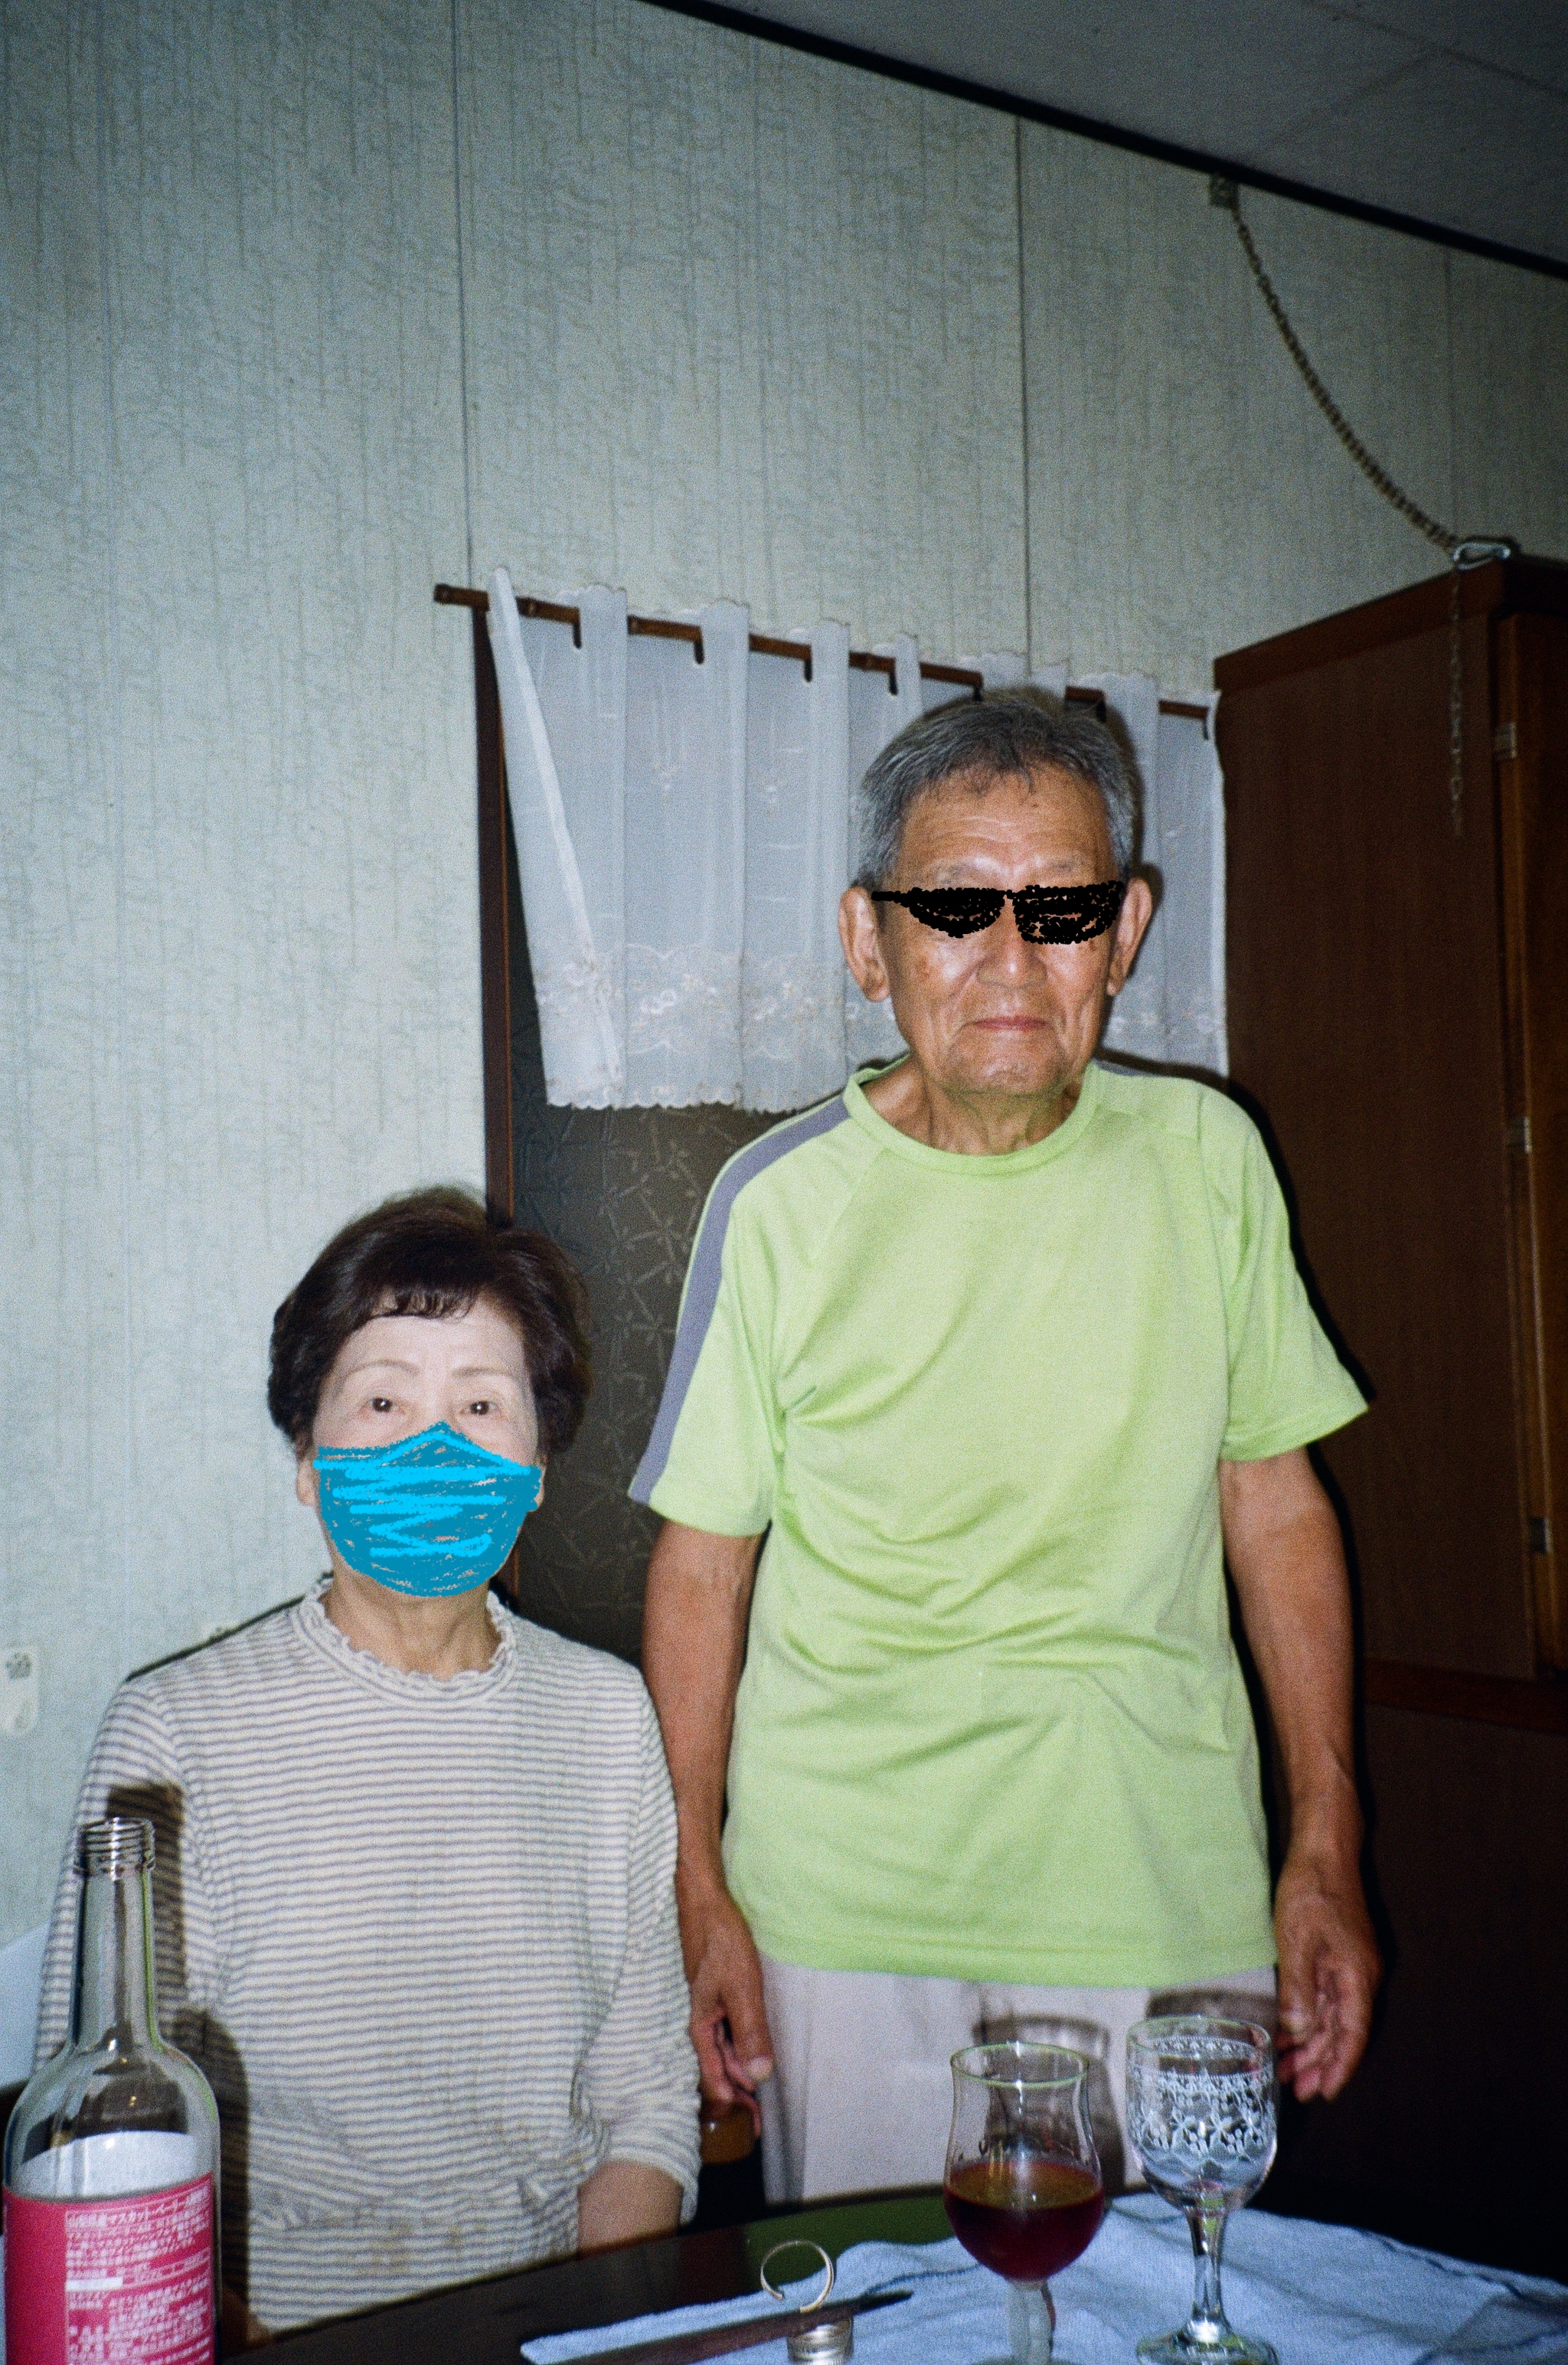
487;567;1225;1112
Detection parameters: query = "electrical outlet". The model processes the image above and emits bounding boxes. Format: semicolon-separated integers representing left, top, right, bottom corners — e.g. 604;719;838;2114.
2;1643;40;1736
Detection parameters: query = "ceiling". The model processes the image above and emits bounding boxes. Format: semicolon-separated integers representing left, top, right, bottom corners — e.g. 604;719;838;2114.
704;0;1568;270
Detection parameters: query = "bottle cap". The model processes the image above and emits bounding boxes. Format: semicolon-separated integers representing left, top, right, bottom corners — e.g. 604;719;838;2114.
77;1817;155;1877
786;2318;852;2363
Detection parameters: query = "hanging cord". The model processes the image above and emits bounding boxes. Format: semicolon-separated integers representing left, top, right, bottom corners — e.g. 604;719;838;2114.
1209;177;1514;834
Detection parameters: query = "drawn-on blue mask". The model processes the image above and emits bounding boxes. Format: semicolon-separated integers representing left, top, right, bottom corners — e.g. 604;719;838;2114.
312;1422;543;1596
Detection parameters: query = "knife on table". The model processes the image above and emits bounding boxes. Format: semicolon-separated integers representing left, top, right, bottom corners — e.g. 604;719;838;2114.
537;2288;912;2365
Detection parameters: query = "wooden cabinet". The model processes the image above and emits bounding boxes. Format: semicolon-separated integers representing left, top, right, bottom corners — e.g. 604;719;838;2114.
1216;560;1568;2274
1217;557;1568;1690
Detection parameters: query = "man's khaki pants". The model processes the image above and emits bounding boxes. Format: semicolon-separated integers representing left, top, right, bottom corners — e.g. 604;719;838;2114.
758;1954;1276;2205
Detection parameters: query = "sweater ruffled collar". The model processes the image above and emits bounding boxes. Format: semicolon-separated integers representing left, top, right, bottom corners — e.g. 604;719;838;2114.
291;1577;519;1701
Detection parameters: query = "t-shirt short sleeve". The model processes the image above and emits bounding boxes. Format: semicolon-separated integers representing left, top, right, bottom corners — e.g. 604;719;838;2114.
1210;1097;1367;1461
636;1203;779;1537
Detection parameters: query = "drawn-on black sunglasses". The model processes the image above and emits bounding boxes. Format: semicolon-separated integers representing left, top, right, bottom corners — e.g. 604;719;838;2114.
870;880;1125;943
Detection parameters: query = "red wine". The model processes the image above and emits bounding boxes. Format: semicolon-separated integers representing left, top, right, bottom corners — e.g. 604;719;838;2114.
944;2155;1105;2282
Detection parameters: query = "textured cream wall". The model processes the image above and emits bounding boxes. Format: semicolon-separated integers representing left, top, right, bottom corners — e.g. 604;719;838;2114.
1449;249;1568;564
3;0;1564;1947
1;0;483;1945
1021;133;1567;684
458;0;1027;653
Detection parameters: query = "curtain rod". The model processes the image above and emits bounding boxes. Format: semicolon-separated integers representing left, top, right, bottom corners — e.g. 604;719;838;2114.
433;584;1209;722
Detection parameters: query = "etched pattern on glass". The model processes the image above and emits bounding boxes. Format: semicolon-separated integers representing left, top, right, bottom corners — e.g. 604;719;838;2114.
509;890;776;1659
1125;2017;1278;2363
1127;2040;1276;2204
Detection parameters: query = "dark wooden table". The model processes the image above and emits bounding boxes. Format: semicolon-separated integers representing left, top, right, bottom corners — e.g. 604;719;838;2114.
267;2192;950;2362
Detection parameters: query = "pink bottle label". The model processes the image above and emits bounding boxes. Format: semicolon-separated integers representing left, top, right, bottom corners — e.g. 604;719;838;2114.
3;2174;214;2365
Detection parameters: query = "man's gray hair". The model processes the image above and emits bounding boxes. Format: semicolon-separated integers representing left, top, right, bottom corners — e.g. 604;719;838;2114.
854;688;1139;888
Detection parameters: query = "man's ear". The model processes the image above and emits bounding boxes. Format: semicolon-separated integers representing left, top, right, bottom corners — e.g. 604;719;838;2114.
295;1443;319;1514
839;884;891;1004
1106;876;1155;998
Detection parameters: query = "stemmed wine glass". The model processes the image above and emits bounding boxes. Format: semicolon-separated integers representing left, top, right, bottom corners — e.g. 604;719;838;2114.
1125;2016;1278;2364
944;2041;1106;2365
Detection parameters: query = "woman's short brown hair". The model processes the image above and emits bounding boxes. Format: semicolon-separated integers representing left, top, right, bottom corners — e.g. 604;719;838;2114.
268;1188;591;1455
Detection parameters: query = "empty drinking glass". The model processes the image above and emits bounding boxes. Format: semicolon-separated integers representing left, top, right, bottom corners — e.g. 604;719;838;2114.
1125;2016;1278;2364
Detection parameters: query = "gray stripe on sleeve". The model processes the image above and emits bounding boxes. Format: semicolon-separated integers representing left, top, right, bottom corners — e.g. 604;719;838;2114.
629;1094;852;1506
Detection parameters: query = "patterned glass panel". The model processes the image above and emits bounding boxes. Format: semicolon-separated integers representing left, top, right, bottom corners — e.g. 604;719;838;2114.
508;867;776;1660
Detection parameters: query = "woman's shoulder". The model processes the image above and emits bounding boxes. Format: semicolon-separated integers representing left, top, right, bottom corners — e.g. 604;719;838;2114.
119;1596;305;1714
504;1608;643;1689
70;1600;305;1808
502;1609;655;1731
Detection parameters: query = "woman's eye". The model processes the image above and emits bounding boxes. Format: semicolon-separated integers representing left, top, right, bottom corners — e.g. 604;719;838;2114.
466;1400;493;1416
369;1397;394;1413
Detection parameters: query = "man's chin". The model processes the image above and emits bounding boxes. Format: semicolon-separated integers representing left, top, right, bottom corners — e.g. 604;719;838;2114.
942;1037;1078;1101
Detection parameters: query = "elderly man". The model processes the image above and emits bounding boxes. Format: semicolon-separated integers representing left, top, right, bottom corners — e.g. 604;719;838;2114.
633;690;1379;2203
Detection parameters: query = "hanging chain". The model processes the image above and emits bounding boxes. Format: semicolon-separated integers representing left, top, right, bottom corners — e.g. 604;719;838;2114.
1209;177;1514;835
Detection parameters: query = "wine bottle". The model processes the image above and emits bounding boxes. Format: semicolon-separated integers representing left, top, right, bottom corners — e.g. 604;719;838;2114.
2;1816;220;2365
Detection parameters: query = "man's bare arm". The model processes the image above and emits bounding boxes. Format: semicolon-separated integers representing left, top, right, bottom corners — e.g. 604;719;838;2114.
1220;1446;1382;2101
642;1519;770;2118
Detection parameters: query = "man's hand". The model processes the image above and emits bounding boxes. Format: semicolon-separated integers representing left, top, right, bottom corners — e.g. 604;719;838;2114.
642;1521;770;2122
678;1874;773;2126
1272;1835;1381;2099
1220;1447;1381;2102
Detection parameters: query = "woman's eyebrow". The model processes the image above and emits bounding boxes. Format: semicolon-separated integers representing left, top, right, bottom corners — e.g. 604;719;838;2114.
339;1354;423;1378
448;1362;522;1384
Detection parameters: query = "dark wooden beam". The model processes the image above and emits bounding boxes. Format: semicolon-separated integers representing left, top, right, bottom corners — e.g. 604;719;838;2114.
472;606;514;1226
470;609;522;1607
1364;1656;1568;1734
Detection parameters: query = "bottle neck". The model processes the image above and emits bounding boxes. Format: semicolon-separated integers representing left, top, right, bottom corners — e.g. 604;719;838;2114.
70;1865;161;2053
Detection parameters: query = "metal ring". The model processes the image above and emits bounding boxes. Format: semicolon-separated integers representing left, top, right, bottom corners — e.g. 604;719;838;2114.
760;2239;835;2309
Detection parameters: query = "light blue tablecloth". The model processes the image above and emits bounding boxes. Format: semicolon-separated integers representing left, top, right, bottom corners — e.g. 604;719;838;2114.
522;2200;1568;2365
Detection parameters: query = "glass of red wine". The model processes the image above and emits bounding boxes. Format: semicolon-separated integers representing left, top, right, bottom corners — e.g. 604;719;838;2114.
944;2040;1106;2365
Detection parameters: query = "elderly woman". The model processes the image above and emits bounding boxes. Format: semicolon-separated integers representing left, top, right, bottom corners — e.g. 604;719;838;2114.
36;1189;700;2336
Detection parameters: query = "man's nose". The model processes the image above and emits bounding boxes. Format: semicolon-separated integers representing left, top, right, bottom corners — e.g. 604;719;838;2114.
975;896;1034;971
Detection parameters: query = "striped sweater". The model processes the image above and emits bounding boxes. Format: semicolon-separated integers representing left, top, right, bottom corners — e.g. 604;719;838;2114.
34;1584;700;2332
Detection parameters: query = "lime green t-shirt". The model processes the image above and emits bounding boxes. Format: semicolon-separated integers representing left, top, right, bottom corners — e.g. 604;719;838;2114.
632;1060;1365;1986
